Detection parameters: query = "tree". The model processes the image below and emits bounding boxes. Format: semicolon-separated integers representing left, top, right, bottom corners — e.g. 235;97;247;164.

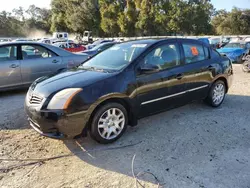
65;0;101;35
50;0;70;32
99;0;124;36
212;7;250;35
135;0;156;36
25;5;52;33
118;0;138;36
12;6;25;21
0;11;24;37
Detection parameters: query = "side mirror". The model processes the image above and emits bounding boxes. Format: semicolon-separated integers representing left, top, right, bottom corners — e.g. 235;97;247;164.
139;64;160;74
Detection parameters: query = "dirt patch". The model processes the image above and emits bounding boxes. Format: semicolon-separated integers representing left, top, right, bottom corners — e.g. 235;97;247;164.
1;65;250;188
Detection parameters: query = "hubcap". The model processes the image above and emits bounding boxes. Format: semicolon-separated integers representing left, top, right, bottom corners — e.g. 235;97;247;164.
243;63;250;71
212;83;225;105
98;108;125;140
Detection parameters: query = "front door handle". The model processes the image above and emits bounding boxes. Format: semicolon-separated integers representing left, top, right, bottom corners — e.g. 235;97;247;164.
9;64;19;68
52;59;59;63
175;74;183;80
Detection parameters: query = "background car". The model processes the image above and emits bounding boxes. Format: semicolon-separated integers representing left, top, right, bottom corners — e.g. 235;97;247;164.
85;39;113;50
0;42;88;91
217;41;250;63
79;42;118;57
53;41;86;52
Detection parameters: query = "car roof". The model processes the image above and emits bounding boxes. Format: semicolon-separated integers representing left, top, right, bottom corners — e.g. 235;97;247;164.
0;41;75;56
0;41;46;45
122;38;210;47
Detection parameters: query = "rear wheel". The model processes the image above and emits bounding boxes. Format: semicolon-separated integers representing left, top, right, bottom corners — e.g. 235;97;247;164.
90;103;128;144
205;80;226;107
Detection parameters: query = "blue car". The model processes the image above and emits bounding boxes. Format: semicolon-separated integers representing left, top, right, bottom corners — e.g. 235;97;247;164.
81;42;118;57
217;41;250;63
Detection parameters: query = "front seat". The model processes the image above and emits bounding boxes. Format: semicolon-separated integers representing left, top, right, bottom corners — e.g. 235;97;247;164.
22;51;28;60
160;48;178;68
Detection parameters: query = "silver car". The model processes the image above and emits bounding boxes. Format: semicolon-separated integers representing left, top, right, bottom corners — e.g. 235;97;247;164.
0;42;88;91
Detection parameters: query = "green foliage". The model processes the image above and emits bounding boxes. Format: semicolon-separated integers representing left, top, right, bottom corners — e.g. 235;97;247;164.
212;7;250;35
99;0;125;36
118;1;138;36
135;0;156;36
1;0;250;37
0;5;51;37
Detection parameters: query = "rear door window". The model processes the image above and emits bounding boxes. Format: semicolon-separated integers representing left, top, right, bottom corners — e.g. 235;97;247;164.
21;45;56;60
183;43;206;64
0;45;17;62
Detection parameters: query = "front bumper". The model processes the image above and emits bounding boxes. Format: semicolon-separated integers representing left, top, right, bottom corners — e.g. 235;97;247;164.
25;99;88;139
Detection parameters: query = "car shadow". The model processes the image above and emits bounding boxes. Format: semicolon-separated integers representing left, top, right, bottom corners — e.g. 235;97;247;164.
0;88;29;130
63;94;250;186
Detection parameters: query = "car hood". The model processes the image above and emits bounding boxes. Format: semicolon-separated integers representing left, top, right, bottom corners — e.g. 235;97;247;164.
217;48;244;54
32;69;117;97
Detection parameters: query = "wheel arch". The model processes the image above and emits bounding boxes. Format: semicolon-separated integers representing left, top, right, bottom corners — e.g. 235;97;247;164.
213;76;229;93
86;96;138;132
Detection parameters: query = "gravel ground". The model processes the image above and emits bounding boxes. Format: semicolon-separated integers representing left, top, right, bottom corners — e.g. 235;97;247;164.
0;64;250;188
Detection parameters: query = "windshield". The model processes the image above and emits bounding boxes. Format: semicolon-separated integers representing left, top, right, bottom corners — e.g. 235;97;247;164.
224;43;245;48
79;42;149;70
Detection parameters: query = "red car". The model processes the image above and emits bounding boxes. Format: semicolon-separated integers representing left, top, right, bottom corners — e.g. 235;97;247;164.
55;42;86;53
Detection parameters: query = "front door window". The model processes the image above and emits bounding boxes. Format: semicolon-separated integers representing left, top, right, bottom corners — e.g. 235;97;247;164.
142;43;180;70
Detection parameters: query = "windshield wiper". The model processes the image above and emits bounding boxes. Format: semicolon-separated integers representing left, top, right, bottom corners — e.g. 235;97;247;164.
79;66;106;72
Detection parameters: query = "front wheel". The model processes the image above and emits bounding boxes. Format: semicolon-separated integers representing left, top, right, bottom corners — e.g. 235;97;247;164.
90;103;128;144
205;80;226;107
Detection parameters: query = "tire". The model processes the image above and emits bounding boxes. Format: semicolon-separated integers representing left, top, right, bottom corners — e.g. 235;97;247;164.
242;61;250;73
90;103;128;144
205;80;226;107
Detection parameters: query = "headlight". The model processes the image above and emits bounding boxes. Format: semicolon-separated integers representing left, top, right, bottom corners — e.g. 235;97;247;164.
47;88;82;110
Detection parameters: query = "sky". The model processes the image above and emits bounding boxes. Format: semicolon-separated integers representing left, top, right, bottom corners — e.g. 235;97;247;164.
0;0;250;12
211;0;250;10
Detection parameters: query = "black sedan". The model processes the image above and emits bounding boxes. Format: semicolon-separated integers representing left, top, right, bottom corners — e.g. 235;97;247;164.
25;38;233;144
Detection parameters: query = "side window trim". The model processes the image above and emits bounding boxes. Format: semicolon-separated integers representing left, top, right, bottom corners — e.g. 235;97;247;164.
203;45;210;59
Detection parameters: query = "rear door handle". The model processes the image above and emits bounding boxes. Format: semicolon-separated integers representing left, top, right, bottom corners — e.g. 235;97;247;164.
175;74;183;80
9;64;19;68
52;59;59;63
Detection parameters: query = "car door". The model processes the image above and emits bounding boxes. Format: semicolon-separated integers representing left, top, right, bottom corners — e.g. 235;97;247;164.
20;44;63;84
179;40;215;100
0;44;22;89
136;40;189;117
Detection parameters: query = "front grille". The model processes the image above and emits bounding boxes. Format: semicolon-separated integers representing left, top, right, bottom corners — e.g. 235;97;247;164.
29;94;43;105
